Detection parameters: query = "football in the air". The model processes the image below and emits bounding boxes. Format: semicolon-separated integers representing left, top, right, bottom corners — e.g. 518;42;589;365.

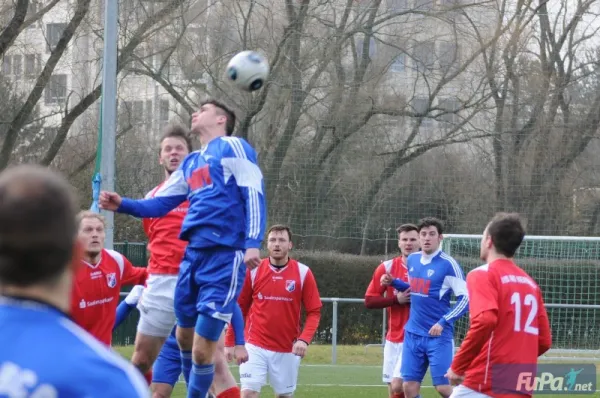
226;50;269;92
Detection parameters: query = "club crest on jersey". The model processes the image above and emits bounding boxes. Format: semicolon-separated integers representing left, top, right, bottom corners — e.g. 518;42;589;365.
427;269;435;277
106;272;117;288
285;280;296;292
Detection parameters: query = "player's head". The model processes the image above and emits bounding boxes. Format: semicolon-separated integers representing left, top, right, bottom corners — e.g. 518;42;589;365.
77;211;106;260
0;165;80;290
190;99;236;138
266;224;293;262
396;223;420;257
480;212;525;261
159;124;192;175
417;217;443;254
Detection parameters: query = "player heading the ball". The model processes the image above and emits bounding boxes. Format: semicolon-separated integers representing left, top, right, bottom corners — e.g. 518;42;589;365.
100;99;267;398
446;213;552;398
382;217;469;398
0;165;148;397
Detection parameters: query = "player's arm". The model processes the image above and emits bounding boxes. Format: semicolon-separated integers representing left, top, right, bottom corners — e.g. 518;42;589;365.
113;285;144;330
450;270;498;375
116;169;189;218
298;270;322;345
221;140;267;250
537;289;552;356
120;256;148;286
225;269;253;347
365;265;396;309
438;260;469;329
230;302;245;346
390;277;410;292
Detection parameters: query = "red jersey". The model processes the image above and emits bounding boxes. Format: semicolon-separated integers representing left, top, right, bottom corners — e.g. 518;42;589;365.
364;257;410;343
71;249;148;346
224;258;322;352
451;259;552;398
142;183;189;275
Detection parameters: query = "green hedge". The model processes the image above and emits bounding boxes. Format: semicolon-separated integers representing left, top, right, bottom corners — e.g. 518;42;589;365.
112;245;600;350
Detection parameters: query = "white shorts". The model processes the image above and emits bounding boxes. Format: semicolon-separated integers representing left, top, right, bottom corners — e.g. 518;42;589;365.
239;343;301;395
450;385;492;398
382;340;403;383
137;274;178;337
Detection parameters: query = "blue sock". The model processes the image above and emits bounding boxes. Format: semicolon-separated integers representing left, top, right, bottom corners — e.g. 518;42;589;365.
187;362;214;398
180;350;192;385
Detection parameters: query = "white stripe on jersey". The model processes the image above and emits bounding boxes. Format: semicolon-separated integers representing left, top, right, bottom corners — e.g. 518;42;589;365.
224;250;244;306
59;319;149;397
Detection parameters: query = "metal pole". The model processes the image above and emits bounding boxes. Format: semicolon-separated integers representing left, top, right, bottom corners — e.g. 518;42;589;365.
100;0;118;249
331;299;338;364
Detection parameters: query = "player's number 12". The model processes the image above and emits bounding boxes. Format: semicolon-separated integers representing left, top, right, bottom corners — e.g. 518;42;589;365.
510;292;539;335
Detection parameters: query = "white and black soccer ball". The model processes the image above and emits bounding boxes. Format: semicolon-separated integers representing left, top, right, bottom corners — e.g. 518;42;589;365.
226;50;269;92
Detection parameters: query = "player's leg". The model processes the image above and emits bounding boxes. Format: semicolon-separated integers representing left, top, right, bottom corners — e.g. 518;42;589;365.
212;330;241;398
182;249;246;398
132;275;178;378
382;340;398;398
401;332;428;398
390;342;405;398
151;329;182;398
240;343;268;398
426;336;455;398
268;348;302;398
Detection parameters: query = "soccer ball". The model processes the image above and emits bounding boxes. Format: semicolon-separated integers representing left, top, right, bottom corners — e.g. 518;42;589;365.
226;51;269;92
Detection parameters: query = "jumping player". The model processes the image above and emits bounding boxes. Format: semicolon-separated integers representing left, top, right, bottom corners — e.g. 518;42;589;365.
132;126;192;384
0;165;148;397
382;217;469;398
364;223;419;398
71;211;147;346
224;224;322;398
445;213;552;397
100;99;267;398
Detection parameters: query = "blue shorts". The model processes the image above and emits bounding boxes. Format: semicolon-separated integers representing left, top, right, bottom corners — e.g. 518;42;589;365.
174;247;246;328
401;331;454;386
152;327;181;386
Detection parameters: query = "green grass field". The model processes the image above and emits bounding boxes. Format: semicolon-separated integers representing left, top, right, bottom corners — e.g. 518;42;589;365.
114;345;600;397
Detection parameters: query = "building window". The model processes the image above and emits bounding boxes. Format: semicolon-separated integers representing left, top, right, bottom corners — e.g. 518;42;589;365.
25;54;40;78
390;53;406;72
438;97;460;124
160;100;170;124
2;56;11;75
46;23;67;52
386;0;408;10
412;96;433;128
438;42;459;73
414;0;433;11
12;55;22;79
355;36;377;59
45;74;67;105
413;41;435;72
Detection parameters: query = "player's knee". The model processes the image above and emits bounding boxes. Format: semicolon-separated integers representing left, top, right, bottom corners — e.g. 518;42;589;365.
131;351;154;373
391;378;403;394
434;384;452;398
241;388;260;398
403;381;420;397
176;327;194;351
150;385;173;398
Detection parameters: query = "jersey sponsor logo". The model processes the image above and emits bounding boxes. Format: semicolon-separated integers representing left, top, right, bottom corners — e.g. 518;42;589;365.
0;361;58;397
410;277;431;295
427;269;435;277
240;373;252;379
90;271;102;280
285;280;296;292
82;297;114;308
256;292;293;302
106;272;117;288
79;299;86;309
188;165;213;191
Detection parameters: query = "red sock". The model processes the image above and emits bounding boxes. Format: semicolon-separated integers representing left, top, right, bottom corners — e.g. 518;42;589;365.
143;370;152;386
217;386;241;398
392;393;405;398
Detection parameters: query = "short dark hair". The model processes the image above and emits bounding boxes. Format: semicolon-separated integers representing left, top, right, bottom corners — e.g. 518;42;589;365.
0;165;78;287
201;99;236;136
159;124;193;154
417;217;444;235
267;224;292;241
396;223;418;235
486;212;525;258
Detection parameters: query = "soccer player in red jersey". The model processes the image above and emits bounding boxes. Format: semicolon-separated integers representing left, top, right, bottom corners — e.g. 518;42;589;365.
132;126;192;384
445;213;552;398
364;223;419;398
71;211;148;346
224;224;322;398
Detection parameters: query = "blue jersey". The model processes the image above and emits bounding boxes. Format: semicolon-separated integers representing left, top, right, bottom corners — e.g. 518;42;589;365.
392;249;469;339
0;296;149;397
118;136;266;250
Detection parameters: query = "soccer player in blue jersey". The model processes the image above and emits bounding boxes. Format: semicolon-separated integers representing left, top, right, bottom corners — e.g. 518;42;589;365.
382;217;469;398
100;99;266;398
0;165;148;397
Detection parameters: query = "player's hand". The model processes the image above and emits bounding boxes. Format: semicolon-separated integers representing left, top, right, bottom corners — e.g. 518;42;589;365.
234;345;248;365
396;289;411;304
380;273;393;286
429;323;443;336
99;191;122;211
445;368;464;385
124;285;144;305
224;346;235;362
244;248;261;269
292;340;308;358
